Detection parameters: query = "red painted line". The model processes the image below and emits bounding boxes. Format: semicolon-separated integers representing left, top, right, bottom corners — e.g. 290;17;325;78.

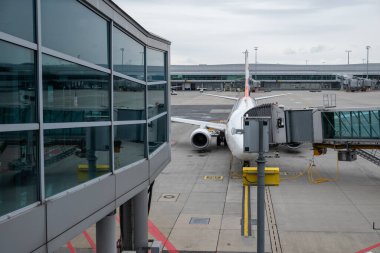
148;220;179;253
115;215;179;253
355;242;380;253
67;241;76;253
83;230;96;252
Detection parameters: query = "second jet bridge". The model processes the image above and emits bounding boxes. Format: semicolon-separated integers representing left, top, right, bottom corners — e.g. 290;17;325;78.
243;104;380;162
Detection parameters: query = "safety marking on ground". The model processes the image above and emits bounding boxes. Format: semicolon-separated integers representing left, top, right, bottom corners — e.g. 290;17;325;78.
82;230;96;252
240;219;257;225
115;215;179;253
148;220;179;253
241;185;252;237
67;241;76;253
158;193;180;202
203;175;224;180
189;217;210;225
266;187;282;253
355;242;380;253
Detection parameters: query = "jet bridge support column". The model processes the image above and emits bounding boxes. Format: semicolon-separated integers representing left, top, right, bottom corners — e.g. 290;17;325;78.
96;210;117;253
133;189;149;253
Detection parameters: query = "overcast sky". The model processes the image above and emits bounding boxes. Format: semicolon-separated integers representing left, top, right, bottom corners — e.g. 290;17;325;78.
114;0;380;65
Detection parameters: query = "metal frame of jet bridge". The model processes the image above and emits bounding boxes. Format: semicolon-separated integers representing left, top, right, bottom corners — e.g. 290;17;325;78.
243;103;380;157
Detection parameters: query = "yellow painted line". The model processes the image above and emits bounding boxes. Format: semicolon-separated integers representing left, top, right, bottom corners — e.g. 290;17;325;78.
244;185;249;237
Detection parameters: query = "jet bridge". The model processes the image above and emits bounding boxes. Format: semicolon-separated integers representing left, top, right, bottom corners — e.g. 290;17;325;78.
243;104;380;163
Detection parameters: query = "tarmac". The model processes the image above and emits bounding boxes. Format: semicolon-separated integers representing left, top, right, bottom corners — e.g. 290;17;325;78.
58;90;380;253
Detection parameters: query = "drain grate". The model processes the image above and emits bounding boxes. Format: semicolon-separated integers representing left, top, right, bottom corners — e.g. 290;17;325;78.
203;175;224;181
189;217;210;225
158;193;179;202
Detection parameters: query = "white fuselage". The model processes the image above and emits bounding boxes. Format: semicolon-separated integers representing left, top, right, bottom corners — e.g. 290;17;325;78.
225;96;257;161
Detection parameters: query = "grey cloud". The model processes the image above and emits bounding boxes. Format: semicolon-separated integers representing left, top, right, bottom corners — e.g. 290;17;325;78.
220;0;378;16
284;48;297;55
255;24;351;36
310;45;326;53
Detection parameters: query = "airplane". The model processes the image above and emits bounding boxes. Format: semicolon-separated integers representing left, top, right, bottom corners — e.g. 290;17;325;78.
171;50;292;165
196;87;208;93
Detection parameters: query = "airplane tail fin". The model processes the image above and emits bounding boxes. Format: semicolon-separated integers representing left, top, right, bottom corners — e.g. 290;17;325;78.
244;50;250;97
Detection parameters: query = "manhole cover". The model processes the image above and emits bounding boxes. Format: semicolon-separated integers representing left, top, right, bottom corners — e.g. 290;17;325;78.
189;217;210;225
203;175;224;181
158;193;180;202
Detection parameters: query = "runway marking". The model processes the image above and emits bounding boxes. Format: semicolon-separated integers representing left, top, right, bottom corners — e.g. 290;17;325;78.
355;242;380;253
82;230;96;252
67;241;76;253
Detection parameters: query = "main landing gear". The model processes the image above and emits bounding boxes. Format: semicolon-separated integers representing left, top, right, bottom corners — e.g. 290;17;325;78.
216;132;227;147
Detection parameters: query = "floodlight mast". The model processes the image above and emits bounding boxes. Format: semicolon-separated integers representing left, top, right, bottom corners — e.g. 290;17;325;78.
366;46;371;79
345;50;351;64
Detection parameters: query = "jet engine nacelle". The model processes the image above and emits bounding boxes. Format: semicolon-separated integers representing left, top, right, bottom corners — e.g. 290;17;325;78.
286;142;302;149
190;128;212;149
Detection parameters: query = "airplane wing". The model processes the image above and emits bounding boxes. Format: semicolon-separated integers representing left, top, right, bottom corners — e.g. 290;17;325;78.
202;93;239;101
254;93;292;101
171;117;226;131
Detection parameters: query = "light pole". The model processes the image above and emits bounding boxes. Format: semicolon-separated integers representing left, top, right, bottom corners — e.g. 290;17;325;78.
305;60;308;65
366;46;371;79
345;50;351;64
254;47;258;80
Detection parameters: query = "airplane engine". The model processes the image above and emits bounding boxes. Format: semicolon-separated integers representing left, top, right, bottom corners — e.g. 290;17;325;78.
286;142;302;149
190;128;212;149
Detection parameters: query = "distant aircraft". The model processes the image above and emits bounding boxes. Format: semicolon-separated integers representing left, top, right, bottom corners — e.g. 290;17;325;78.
172;50;291;165
196;87;208;93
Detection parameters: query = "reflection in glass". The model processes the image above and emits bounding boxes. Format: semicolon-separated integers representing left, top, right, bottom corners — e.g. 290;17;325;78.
44;126;110;197
0;40;36;124
0;131;38;217
41;0;108;67
148;115;167;154
0;0;35;42
113;27;145;80
114;124;145;169
114;77;145;121
147;49;165;82
42;54;110;123
148;84;166;118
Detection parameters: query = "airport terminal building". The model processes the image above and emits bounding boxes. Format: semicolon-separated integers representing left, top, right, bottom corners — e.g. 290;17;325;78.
0;0;170;252
171;63;380;91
